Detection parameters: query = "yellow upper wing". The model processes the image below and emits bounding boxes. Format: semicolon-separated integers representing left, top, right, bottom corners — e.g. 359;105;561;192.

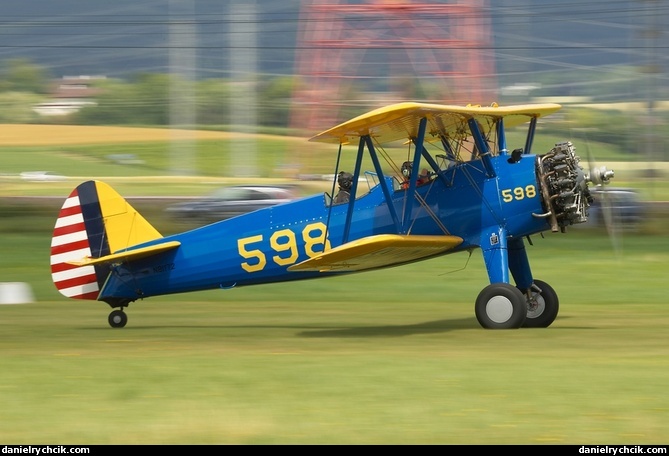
309;102;561;145
288;234;463;273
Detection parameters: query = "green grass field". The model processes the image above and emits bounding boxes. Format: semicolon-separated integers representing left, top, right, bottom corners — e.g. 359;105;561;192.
0;227;667;444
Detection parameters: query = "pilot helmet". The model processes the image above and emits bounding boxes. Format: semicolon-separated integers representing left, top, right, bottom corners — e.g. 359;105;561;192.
338;171;353;190
401;161;412;178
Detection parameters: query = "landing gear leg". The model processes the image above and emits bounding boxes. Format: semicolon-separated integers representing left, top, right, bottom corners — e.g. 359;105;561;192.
476;228;526;328
507;238;559;327
108;309;128;328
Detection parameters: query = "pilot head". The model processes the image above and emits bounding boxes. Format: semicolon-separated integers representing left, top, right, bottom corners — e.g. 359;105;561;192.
338;171;353;191
401;161;412;178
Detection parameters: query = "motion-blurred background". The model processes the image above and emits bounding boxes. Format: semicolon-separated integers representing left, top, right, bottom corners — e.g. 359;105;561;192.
1;0;667;176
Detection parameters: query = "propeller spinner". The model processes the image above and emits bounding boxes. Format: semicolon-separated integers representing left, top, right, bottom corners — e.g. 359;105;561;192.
586;165;615;186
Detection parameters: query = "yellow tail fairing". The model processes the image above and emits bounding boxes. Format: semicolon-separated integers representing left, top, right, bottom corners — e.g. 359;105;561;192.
309;102;562;145
288;234;463;272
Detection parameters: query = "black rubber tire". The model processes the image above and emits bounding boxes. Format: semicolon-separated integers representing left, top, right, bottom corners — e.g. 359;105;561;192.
108;309;128;328
475;283;527;329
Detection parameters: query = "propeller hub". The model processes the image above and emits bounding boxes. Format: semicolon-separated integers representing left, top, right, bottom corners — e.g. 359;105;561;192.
587;166;615;186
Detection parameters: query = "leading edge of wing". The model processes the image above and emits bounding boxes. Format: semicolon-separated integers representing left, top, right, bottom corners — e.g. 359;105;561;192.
287;234;463;273
66;240;181;267
309;101;562;145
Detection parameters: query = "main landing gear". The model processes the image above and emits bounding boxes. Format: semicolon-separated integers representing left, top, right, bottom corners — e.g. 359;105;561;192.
474;279;559;329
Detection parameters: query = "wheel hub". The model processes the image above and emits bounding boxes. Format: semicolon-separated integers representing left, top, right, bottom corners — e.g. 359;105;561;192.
526;295;546;319
486;296;514;323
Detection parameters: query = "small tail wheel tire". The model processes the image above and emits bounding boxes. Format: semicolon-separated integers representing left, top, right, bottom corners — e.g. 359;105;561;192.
521;279;559;328
475;283;527;329
108;309;128;328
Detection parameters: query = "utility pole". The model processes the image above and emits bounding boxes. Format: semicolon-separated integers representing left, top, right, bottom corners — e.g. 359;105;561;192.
169;0;197;175
639;0;663;196
229;0;258;178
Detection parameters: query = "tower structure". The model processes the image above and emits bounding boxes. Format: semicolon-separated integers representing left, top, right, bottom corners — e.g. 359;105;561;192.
291;0;496;134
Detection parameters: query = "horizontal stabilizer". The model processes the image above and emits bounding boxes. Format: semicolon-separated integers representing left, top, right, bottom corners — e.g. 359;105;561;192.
288;234;462;272
66;240;181;267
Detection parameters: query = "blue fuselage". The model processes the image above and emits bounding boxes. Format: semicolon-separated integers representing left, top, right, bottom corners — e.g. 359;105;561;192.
98;154;550;301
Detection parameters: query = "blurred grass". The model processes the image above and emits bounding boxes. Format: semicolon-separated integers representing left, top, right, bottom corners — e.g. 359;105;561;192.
0;219;668;443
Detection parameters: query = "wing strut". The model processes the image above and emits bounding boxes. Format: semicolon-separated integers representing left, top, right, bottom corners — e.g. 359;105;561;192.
524;116;538;155
497;118;508;156
341;134;405;244
342;137;365;243
402;116;428;233
363;136;402;232
419;143;451;188
324;142;345;247
468;118;496;178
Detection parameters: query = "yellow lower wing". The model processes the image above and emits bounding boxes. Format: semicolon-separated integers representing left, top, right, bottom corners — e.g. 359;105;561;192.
288;234;463;272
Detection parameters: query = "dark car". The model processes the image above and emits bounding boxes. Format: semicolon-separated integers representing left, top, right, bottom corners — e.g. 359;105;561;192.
587;187;644;231
166;185;296;223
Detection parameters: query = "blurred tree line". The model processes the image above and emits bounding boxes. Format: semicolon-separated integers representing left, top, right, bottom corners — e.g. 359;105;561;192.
0;58;297;130
73;73;297;129
0;57;666;158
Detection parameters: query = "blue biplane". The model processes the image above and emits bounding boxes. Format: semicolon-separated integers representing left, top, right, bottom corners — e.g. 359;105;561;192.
50;102;614;329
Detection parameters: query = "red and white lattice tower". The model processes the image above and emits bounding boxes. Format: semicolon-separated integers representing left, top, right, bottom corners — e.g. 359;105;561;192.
291;0;496;134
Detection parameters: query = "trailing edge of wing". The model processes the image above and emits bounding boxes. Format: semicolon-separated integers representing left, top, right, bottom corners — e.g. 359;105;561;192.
309;101;561;145
66;240;181;267
287;234;463;272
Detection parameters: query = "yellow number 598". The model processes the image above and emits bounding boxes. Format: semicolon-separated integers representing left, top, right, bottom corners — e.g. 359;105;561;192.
501;185;536;203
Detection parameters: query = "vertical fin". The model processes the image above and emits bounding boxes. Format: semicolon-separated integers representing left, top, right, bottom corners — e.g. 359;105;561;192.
50;181;162;300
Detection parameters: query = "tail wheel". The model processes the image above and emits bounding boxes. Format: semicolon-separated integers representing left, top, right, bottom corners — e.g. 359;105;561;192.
108;309;128;328
521;279;559;328
475;283;527;329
